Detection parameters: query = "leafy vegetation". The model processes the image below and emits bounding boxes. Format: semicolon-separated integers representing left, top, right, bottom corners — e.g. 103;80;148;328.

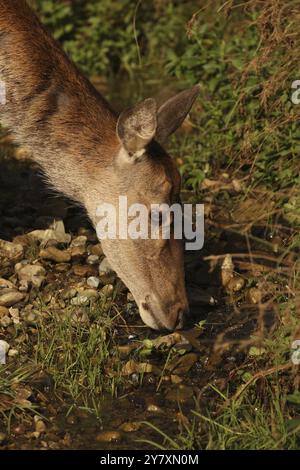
0;0;299;450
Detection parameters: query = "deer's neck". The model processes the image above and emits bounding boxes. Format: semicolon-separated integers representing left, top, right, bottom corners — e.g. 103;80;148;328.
0;0;119;204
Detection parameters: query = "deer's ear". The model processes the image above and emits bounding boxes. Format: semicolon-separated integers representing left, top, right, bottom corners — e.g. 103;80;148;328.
117;98;157;159
156;85;200;145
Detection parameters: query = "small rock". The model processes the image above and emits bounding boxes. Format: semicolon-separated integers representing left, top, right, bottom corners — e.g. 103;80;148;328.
29;220;71;244
70;236;87;248
0;315;12;327
0;278;16;289
40;247;71;263
226;276;245;293
100;284;114;297
95;431;122;443
16;264;46;289
146;403;164;413
87;254;99;265
0;239;24;260
0;290;25;307
8;349;19;357
18;280;29;292
70;246;86;261
116;343;137;358
35;420;47;433
99;257;113;275
127;292;135;302
70;309;89;325
221;254;234;287
73;265;95;277
122;360;153;376
89;243;103;257
169;353;198;375
248;346;266;357
165;385;194;403
248;287;262;304
9;307;20;317
99;272;116;285
0;339;10;354
0;306;9;318
61;288;78;300
120;421;141;433
87;276;100;289
54;263;70;273
71;289;99;306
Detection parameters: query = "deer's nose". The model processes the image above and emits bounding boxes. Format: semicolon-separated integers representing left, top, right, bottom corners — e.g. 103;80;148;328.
141;299;188;331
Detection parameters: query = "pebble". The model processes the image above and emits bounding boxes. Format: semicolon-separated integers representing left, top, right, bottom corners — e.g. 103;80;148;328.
70;246;86;260
73;265;95;277
40;247;71;263
95;431;122;443
127;292;135;302
70;236;87;248
66;415;78;425
87;276;100;289
35;420;47;433
0;278;16;289
0;315;12;327
227;276;245;293
248;287;262;304
0;306;9;318
61;288;78;300
89;243;103;257
0;239;24;260
146;403;164;413
0;290;25;307
99;257;113;275
54;263;70;273
87;254;99;265
0;339;10;354
8;349;19;357
170;352;198;375
100;284;114;297
16;264;46;289
120;421;141;433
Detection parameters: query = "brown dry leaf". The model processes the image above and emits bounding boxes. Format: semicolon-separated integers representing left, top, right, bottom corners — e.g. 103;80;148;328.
231;198;274;224
180;329;203;351
168;353;198;375
153;332;188;349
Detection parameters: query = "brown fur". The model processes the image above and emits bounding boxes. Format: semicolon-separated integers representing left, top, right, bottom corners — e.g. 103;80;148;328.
0;1;199;330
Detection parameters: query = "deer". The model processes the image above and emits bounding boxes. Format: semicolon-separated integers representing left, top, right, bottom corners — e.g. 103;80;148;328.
0;0;199;331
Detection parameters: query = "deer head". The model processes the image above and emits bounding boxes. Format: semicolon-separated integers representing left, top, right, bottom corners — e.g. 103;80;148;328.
88;86;199;331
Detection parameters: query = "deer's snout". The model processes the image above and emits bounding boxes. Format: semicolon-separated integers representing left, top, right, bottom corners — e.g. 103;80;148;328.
140;295;189;331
